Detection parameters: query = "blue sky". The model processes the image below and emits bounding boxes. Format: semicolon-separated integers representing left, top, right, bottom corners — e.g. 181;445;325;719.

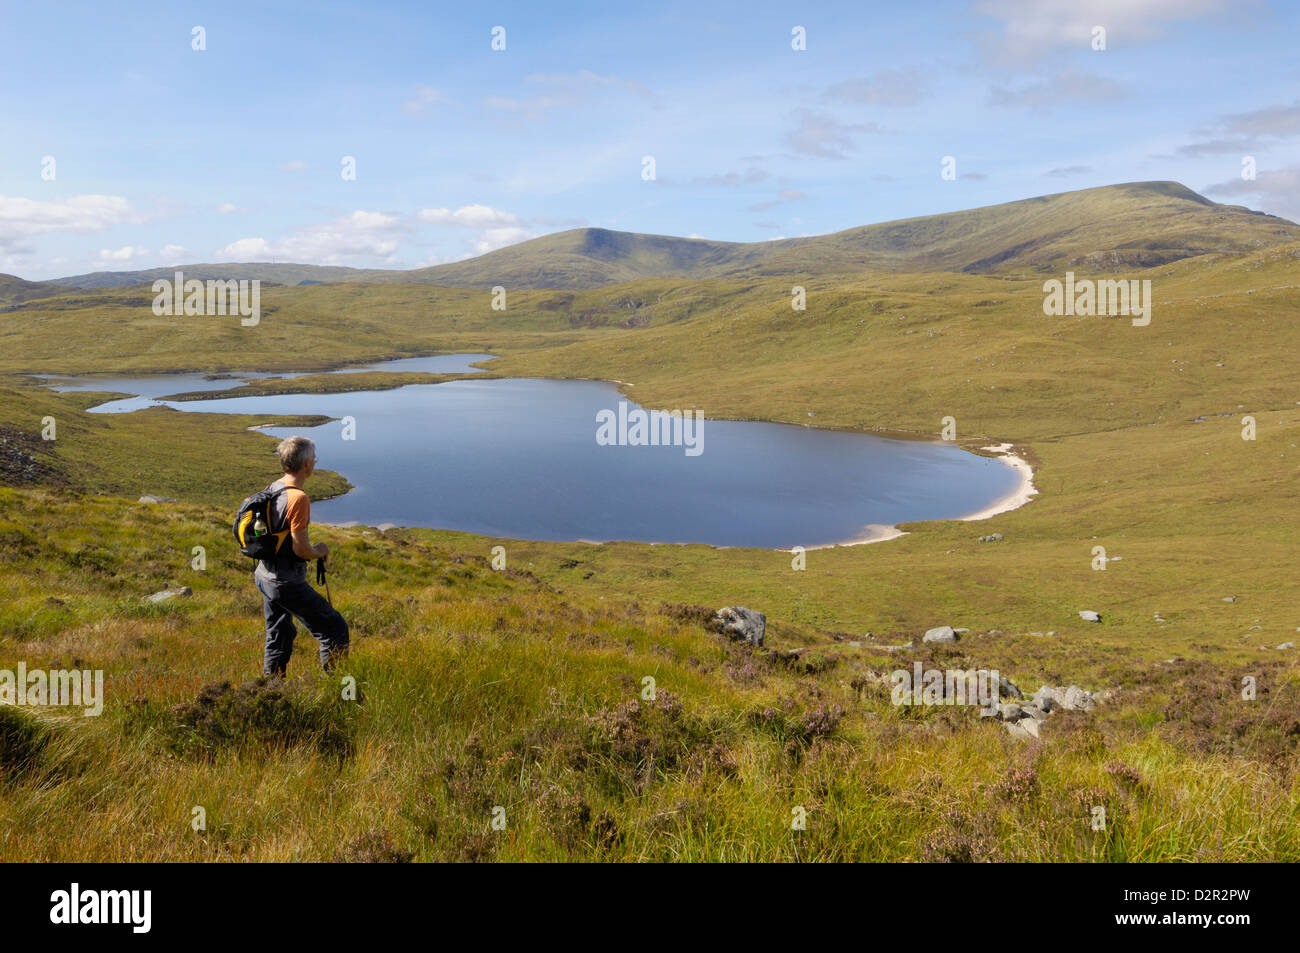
2;0;1297;279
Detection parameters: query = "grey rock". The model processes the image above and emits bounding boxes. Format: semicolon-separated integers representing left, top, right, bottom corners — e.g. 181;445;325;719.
1062;685;1096;711
713;606;766;646
1079;610;1101;622
923;625;958;644
138;494;179;504
997;673;1024;699
1021;704;1049;723
996;702;1024;722
147;586;192;604
1222;596;1236;603
1003;720;1035;740
1034;684;1095;712
979;533;1003;543
1033;686;1062;712
1278;642;1296;651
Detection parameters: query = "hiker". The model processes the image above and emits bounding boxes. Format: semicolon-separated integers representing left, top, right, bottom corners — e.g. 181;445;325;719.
253;436;349;676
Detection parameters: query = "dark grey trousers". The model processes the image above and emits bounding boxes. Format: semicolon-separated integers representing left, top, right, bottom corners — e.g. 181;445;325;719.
254;573;349;676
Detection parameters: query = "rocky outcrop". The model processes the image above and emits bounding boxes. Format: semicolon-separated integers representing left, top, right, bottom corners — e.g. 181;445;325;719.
986;683;1113;739
712;606;765;646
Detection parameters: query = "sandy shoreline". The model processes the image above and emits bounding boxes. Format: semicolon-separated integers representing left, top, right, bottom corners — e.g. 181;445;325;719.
807;442;1038;550
959;443;1039;521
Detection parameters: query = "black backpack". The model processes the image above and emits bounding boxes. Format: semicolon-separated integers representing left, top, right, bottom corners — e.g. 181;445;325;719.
234;485;292;560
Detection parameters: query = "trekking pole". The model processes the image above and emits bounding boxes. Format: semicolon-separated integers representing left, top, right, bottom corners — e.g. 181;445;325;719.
317;556;332;606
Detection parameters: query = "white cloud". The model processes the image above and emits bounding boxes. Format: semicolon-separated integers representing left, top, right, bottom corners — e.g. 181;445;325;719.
216;210;408;265
219;237;273;259
216;202;247;214
468;226;533;255
0;194;140;250
418;204;524;227
974;0;1233;63
347;210;402;229
98;245;149;262
278;160;307;172
159;244;187;261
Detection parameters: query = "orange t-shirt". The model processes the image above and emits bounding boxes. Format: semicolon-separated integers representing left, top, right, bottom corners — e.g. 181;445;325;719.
283;486;310;534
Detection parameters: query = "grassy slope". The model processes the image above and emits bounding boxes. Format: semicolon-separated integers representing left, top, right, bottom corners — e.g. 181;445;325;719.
0;234;1298;861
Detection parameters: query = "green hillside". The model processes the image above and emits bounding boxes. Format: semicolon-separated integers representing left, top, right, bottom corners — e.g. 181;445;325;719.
45;262;379;290
41;182;1300;292
0;274;66;306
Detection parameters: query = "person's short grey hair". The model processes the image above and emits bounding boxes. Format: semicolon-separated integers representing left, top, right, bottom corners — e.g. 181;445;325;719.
276;436;316;474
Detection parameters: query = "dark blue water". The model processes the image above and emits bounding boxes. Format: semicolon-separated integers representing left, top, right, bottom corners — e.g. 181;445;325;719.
38;354;494;413
49;359;1021;548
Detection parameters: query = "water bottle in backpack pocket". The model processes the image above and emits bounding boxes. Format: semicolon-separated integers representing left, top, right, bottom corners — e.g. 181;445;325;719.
234;485;291;559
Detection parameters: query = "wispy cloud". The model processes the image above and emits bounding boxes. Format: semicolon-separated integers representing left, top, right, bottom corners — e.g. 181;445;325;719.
484;70;652;119
1177;100;1300;156
403;84;455;114
989;68;1125;109
748;188;808;212
1046;165;1093;177
972;0;1234;64
694;167;769;187
783;109;881;159
1203;164;1300;221
824;69;931;107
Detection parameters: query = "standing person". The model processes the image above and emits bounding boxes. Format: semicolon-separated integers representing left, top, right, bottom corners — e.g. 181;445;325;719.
254;436;349;676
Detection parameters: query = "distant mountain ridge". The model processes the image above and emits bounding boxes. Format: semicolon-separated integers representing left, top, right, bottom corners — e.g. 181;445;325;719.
41;182;1300;292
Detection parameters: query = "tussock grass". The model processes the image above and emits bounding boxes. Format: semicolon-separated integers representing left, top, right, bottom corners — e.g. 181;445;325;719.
0;489;1295;861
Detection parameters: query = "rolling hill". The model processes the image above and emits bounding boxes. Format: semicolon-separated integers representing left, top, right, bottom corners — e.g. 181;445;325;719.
0;273;67;305
43;181;1300;292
